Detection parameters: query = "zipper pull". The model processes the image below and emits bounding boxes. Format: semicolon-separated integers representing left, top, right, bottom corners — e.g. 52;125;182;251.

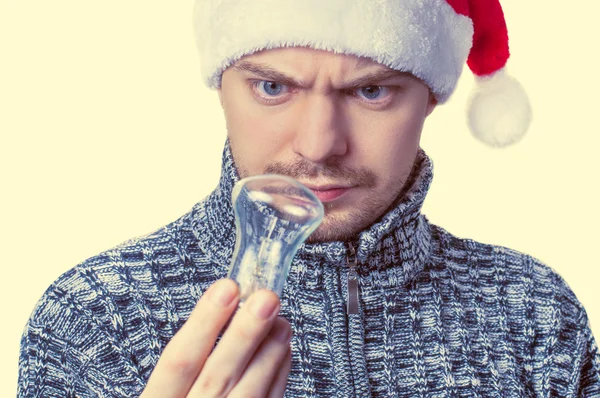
346;242;359;315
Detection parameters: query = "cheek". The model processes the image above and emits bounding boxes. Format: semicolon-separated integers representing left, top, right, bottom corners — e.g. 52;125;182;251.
224;103;290;174
353;117;422;186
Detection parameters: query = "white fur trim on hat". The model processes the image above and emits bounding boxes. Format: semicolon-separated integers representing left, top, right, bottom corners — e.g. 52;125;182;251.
193;0;474;103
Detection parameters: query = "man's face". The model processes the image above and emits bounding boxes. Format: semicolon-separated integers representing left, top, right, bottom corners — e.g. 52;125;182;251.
218;47;436;243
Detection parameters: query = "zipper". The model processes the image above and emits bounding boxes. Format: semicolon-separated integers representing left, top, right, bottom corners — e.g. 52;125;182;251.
346;241;359;315
345;241;371;396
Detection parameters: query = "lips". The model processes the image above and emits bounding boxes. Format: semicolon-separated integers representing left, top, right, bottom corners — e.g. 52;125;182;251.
309;188;349;202
301;183;352;203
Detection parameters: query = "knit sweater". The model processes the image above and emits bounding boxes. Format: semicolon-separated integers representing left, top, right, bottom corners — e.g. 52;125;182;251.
18;141;600;397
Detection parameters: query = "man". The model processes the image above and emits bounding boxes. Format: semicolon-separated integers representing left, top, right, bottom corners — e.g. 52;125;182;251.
18;0;600;396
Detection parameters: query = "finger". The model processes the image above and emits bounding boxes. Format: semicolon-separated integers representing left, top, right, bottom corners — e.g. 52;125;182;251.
188;289;280;397
141;279;239;398
268;346;292;398
227;317;292;398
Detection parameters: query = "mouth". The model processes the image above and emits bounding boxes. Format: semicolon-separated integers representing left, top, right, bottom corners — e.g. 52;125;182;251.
301;183;353;203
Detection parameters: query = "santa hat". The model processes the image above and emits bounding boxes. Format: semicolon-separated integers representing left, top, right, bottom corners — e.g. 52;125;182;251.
193;0;532;147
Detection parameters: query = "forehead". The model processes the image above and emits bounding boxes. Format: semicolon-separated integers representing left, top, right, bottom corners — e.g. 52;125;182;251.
227;47;423;91
236;46;394;74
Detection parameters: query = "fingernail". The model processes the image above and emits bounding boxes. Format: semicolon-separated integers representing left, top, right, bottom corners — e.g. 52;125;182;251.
209;280;237;307
274;325;292;343
248;291;278;320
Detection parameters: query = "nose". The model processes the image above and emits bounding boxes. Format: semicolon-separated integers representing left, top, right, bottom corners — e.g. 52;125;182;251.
291;93;348;164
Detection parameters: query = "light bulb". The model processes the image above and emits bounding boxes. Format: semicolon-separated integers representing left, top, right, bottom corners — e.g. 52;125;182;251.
228;174;324;303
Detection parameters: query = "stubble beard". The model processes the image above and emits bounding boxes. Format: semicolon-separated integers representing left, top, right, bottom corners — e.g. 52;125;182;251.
228;138;410;244
304;180;405;243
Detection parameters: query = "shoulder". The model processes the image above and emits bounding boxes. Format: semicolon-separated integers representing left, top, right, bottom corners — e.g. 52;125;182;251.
25;207;219;345
19;209;222;394
426;223;600;395
429;223;577;301
427;223;587;334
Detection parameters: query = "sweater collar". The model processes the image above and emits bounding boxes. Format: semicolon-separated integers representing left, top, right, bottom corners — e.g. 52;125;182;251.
191;139;433;286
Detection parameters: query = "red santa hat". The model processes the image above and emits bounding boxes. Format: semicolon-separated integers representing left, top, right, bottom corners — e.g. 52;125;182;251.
193;0;532;147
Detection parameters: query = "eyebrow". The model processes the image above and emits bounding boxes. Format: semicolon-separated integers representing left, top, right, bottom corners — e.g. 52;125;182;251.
233;60;412;88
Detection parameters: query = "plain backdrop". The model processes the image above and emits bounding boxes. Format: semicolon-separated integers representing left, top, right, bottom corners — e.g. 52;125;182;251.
1;0;599;395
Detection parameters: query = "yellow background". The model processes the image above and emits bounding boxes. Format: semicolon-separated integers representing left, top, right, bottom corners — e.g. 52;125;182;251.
1;0;598;395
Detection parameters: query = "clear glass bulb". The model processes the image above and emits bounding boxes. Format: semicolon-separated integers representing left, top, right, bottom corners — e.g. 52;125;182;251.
228;174;324;303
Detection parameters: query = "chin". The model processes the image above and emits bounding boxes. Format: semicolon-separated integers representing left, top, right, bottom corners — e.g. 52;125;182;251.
305;213;366;243
306;230;355;244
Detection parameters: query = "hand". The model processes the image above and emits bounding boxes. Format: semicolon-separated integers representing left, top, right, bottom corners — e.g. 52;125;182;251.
141;278;292;398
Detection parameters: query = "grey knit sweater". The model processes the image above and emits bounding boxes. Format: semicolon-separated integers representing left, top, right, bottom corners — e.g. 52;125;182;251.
18;141;600;397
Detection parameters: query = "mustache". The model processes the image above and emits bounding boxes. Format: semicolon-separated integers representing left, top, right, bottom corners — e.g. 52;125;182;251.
263;158;377;188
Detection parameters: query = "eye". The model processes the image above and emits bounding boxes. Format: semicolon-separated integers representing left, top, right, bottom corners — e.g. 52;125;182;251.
255;81;289;97
355;86;390;101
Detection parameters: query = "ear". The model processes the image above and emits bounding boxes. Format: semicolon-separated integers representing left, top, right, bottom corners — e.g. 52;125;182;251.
217;90;224;108
425;92;438;117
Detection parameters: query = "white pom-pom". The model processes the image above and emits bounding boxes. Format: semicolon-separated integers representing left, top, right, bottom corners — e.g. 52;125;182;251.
467;68;532;147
